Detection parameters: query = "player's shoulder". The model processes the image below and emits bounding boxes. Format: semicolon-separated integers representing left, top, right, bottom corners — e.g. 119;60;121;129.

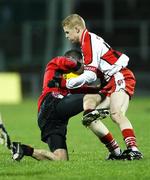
46;56;66;67
89;32;104;42
50;56;72;64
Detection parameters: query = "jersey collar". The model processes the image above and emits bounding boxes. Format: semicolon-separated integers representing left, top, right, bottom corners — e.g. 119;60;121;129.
81;29;88;46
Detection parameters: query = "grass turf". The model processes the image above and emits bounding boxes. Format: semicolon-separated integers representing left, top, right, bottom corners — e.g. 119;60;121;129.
0;96;150;180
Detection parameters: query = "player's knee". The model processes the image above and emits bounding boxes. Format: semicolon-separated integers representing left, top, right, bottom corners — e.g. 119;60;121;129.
83;94;91;100
53;149;68;161
84;95;94;106
110;111;123;124
83;94;100;110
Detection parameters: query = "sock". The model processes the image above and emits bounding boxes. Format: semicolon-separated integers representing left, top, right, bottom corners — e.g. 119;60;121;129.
21;144;34;156
83;109;94;116
100;133;121;155
122;128;138;150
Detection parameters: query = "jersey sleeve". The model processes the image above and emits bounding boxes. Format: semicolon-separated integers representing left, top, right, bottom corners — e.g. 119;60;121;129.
66;70;97;89
114;54;129;67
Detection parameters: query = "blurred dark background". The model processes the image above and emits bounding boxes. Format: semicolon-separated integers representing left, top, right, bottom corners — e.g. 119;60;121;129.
0;0;149;98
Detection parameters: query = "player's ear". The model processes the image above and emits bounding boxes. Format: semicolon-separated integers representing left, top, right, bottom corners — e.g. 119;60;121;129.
75;26;80;33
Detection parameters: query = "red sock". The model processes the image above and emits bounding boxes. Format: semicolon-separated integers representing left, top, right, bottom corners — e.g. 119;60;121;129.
100;133;120;153
122;128;137;148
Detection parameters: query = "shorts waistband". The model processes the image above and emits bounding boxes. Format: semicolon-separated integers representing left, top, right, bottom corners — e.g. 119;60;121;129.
51;92;64;99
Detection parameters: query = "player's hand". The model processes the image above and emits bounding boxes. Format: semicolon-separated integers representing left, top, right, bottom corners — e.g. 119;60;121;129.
104;74;111;81
107;65;122;76
47;78;61;88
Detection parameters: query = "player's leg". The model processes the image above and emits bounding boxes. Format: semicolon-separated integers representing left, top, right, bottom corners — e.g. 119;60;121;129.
95;96;110;109
46;134;68;160
83;94;122;160
56;94;84;119
89;120;122;160
83;94;101;111
12;131;68;161
32;148;61;160
37;94;69;160
110;90;133;130
110;90;143;160
83;94;103;124
82;95;110;125
12;142;65;161
39;94;84;160
12;94;69;161
30;133;69;161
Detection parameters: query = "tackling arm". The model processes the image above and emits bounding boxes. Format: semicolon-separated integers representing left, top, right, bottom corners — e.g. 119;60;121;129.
107;54;129;77
66;70;97;89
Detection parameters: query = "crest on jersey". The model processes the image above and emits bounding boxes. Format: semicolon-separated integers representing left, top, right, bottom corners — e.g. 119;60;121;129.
117;79;123;86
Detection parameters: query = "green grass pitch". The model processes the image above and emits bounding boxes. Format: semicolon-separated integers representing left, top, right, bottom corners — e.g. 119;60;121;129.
0;96;150;180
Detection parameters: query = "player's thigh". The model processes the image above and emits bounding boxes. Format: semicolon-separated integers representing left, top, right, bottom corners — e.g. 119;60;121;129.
120;93;129;115
83;94;101;110
110;89;129;113
96;96;110;109
38;94;59;130
47;134;67;153
38;94;68;142
56;94;84;119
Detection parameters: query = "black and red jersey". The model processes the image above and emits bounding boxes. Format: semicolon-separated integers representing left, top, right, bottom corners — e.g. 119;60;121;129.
38;56;80;111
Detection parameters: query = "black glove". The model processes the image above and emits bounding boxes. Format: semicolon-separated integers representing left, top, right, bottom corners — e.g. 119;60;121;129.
48;78;61;88
0;123;11;149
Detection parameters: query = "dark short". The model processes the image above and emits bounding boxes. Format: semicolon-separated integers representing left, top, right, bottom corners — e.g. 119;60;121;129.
38;93;84;151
